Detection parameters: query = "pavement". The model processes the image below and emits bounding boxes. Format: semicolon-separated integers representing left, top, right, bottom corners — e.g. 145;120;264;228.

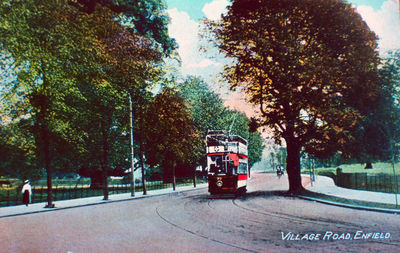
302;174;400;213
1;173;400;218
0;183;208;218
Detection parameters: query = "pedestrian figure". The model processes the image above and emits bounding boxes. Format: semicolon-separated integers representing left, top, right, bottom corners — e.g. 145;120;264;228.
276;165;284;179
21;180;32;206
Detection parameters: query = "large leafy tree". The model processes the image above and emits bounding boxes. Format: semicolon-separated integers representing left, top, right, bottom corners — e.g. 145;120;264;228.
0;0;100;207
305;51;400;165
0;0;175;202
205;0;380;193
370;51;400;158
1;0;172;203
179;76;265;170
179;76;229;137
144;87;202;189
68;0;176;55
70;7;163;199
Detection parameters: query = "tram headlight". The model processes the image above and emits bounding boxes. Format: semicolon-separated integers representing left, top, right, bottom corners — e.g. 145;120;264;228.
216;180;223;187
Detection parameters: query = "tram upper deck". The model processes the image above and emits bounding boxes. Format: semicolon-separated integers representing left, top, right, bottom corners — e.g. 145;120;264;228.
205;130;248;156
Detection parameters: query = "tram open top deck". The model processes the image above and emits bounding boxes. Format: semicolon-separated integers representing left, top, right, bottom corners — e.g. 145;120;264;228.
205;130;248;156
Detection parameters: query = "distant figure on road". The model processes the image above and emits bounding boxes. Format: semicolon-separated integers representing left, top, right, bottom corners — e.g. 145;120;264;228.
276;165;284;178
21;180;32;206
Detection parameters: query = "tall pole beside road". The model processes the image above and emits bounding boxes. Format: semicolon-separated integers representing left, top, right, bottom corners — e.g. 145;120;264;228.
393;143;400;209
129;92;135;197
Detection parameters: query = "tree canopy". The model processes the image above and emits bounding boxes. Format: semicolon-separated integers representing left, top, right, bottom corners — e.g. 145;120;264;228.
68;0;177;55
179;76;265;169
205;0;381;193
144;87;203;187
0;0;172;203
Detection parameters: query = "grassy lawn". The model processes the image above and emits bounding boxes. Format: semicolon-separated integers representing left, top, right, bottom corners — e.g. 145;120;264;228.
314;162;400;175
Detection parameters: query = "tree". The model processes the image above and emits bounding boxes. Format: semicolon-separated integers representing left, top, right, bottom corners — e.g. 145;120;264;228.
370;51;400;159
179;76;228;138
0;0;97;207
144;87;202;190
74;7;164;199
305;51;400;166
130;88;154;194
68;0;176;55
205;0;380;193
247;129;265;170
1;0;171;202
179;76;265;170
0;121;43;180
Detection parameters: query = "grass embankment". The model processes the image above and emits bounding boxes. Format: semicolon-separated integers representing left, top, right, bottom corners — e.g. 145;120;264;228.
313;162;400;175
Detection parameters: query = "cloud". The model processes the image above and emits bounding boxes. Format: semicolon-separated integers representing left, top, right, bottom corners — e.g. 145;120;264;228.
356;0;400;53
167;7;224;76
167;8;198;66
186;59;221;68
202;0;230;20
167;2;254;117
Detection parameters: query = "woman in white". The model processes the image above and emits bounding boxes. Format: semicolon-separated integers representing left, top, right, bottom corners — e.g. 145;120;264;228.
21;180;32;206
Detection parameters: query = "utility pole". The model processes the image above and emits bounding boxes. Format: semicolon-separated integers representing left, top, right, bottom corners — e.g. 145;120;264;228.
392;143;399;209
129;92;135;197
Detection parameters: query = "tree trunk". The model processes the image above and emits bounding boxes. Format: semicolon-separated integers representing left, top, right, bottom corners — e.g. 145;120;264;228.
90;173;104;189
285;139;305;194
193;166;197;188
44;125;54;208
102;165;108;200
172;161;176;191
100;120;109;200
40;69;54;208
365;161;373;169
44;135;54;208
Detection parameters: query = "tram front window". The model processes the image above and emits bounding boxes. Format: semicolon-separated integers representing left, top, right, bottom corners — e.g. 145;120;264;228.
209;156;224;174
226;161;236;175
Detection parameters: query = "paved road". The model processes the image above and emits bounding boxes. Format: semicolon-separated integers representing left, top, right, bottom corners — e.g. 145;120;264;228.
1;173;400;252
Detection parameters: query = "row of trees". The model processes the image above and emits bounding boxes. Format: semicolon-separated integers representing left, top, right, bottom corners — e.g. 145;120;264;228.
204;0;400;193
0;0;265;206
0;0;174;206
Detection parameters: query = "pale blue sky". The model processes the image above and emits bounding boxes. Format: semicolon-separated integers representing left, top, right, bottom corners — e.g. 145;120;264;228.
348;0;386;10
166;0;212;20
164;0;399;113
166;0;387;20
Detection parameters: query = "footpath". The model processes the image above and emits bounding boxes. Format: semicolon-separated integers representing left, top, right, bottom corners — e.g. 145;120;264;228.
303;174;400;214
0;183;208;218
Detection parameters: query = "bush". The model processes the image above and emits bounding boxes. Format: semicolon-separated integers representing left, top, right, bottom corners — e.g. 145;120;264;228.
316;170;336;182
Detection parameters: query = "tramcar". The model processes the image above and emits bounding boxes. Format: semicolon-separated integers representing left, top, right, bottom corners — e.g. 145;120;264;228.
206;130;249;195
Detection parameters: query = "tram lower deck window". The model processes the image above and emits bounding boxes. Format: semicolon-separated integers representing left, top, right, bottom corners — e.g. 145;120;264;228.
238;163;247;174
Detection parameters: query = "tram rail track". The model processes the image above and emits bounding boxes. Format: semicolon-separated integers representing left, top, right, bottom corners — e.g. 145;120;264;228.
157;190;400;252
155;202;258;253
231;196;400;248
232;197;360;230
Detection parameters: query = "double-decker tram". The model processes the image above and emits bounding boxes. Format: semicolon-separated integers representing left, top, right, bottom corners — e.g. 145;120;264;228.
206;130;249;195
